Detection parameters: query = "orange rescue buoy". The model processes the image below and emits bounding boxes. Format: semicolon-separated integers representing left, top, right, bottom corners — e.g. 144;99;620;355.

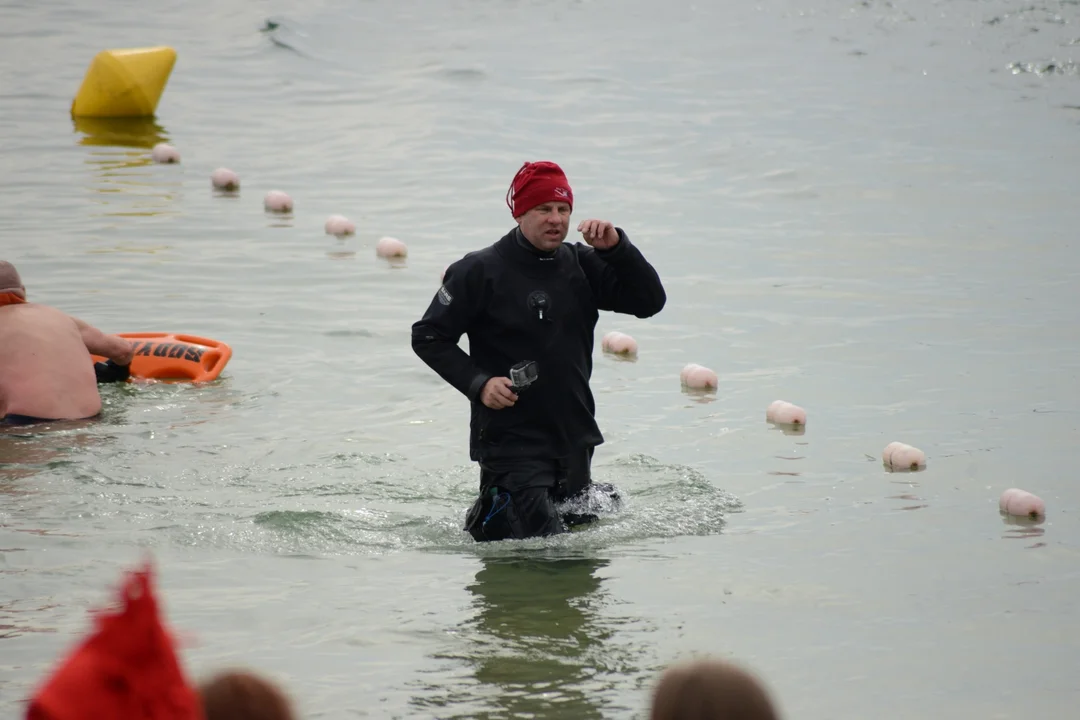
90;333;232;383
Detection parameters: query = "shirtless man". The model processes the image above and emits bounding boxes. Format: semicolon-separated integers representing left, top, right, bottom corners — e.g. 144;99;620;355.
0;261;133;424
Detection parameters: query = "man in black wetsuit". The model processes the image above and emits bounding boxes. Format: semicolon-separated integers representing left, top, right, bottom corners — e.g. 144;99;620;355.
410;161;667;542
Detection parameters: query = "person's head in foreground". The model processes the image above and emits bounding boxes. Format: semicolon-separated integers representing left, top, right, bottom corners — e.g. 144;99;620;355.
198;669;297;720
650;658;781;720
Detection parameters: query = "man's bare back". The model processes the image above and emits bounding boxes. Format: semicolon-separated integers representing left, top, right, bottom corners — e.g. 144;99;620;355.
0;261;132;422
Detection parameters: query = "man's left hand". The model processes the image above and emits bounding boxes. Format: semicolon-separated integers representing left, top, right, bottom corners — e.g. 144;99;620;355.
577;219;620;250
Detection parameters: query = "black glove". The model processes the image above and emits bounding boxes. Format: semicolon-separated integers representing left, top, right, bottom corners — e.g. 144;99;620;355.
94;360;131;384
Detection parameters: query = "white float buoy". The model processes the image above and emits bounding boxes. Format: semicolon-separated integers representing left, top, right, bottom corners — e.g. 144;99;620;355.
264;190;293;213
151;142;180;163
376;236;408;258
602;331;638;356
210;167;239;191
765;400;806;426
882;441;926;471
999;488;1045;519
680;363;717;390
324;214;355;236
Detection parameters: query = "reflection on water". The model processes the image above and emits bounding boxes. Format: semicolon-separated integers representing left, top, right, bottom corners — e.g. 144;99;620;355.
417;555;615;720
72;115;170;150
768;423;806;437
0;390;130;484
680;387;717;405
73;115;182;220
0;598;61;641
266;215;295;229
1001;514;1046;547
0;425;112;483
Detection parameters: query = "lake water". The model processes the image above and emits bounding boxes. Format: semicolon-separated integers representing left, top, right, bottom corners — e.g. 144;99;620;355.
2;0;1079;717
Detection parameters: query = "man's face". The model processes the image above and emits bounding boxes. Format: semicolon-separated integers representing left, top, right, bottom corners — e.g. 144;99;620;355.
516;202;572;252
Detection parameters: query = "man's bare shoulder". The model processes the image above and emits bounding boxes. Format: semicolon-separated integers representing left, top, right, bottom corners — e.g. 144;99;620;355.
0;303;74;324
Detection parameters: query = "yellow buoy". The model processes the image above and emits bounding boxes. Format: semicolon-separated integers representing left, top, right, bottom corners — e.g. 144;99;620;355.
71;46;177;118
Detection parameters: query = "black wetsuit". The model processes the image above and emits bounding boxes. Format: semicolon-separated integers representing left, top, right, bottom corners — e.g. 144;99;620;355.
411;226;666;541
0;414;53;426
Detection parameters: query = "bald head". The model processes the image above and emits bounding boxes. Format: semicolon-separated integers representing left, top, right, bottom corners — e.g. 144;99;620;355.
0;261;25;299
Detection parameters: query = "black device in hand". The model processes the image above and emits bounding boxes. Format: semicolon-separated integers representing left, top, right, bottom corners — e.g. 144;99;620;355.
94;360;131;384
509;360;538;394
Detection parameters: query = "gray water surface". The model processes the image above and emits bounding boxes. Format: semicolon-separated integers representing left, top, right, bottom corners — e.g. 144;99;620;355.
2;0;1079;717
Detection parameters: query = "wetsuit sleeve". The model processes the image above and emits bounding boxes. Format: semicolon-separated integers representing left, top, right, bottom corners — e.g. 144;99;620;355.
410;259;493;403
578;228;667;318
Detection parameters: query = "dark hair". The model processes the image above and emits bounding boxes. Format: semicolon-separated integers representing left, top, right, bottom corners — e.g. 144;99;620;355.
198;669;297;720
650;658;781;720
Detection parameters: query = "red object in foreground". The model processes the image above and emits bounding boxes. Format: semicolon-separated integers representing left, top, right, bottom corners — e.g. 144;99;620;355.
25;562;202;720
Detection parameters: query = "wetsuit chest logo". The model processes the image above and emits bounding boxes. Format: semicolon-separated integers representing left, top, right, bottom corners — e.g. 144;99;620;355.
527;290;550;321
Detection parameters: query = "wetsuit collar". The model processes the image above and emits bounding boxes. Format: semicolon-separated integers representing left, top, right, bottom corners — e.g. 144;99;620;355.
494;228;564;276
513;227;558;259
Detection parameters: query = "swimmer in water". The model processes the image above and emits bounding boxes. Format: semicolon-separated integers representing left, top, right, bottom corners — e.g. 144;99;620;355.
0;261;134;425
